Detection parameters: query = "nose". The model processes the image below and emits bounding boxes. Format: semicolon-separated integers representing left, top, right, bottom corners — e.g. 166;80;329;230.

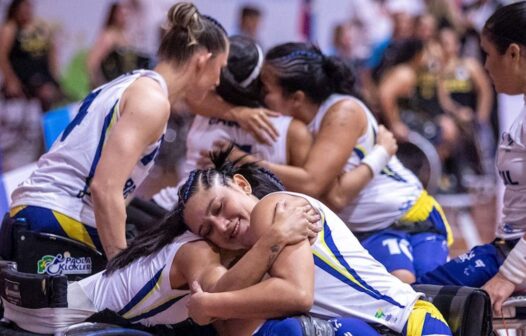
210;216;230;235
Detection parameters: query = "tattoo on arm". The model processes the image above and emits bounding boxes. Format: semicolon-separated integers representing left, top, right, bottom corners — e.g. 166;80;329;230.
268;244;281;268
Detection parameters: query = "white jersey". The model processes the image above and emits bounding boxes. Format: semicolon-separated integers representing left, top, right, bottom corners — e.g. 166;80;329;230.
153;114;292;210
79;231;201;327
308;94;422;232
11;70;167;227
273;192;420;332
496;100;526;239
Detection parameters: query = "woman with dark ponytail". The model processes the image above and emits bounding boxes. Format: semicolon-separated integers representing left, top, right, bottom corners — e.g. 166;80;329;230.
235;42;451;285
4;2;228;261
417;1;526;316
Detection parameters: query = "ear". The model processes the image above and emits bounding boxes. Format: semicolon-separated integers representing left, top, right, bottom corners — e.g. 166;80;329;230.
232;174;252;195
508;43;521;62
195;52;213;73
291;91;306;109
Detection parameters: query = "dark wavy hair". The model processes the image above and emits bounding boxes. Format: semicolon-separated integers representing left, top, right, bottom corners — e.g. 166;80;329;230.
265;42;359;104
105;146;284;274
372;38;424;83
483;1;526;54
216;35;262;108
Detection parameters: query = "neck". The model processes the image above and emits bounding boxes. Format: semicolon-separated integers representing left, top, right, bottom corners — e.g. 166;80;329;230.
153;61;194;105
295;100;321;124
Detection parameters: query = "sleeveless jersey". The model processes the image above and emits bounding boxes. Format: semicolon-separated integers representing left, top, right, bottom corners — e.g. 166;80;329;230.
153;114;292;210
11;70;167;227
496;100;526;239
271;192;420;333
78;231;201;327
308;94;422;232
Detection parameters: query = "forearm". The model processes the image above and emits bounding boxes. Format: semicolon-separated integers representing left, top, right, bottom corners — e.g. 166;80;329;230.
211;227;286;292
203;278;312;320
0;56;18;82
476;89;493;123
92;188;127;258
187;91;239;121
263;161;332;198
322;164;373;212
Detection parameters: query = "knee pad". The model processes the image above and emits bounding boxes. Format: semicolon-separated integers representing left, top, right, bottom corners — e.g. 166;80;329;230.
296;315;335;336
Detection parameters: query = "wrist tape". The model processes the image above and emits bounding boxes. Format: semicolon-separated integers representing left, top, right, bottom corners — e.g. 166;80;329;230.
361;145;391;177
500;237;526;285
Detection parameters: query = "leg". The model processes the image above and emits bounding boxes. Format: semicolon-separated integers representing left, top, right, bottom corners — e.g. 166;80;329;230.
253;318;303;336
403;300;452;336
362;230;416;283
328;317;381;336
416;243;502;286
410;232;448;278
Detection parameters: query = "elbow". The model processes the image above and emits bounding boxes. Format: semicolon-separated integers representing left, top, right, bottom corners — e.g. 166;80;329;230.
301;183;325;199
292;289;314;313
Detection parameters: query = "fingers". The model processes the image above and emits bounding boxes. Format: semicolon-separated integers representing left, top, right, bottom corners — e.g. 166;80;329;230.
262;108;281;118
191;281;203;294
259;109;279;141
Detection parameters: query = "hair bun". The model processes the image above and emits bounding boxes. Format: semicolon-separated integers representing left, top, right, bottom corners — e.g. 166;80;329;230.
167;2;203;33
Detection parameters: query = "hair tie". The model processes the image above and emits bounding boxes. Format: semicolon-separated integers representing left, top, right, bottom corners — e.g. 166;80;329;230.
239;44;264;88
279;50;323;61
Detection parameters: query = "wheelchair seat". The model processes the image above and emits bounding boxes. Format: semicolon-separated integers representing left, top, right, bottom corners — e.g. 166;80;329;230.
412;284;494;336
1;214;106;281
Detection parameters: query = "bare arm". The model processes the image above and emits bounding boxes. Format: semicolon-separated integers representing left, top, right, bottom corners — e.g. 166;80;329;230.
323;125;397;212
378;67;416;141
90;78;169;258
286;119;313;166
187;90;280;144
262;100;367;198
0;23;23;96
187;194;315;322
466;58;493;123
87;31;114;87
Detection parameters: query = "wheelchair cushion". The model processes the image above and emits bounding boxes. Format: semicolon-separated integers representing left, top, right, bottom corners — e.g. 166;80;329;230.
0;268;67;309
412;284;493;336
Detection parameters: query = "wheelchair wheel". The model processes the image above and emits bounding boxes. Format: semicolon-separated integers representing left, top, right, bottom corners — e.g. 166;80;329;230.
65;322;153;336
396;131;442;195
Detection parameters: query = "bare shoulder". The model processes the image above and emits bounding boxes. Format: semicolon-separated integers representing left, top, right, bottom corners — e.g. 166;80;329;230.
126;77;169;109
121;76;170;121
287;118;312;142
323;97;367;130
251;193;312;225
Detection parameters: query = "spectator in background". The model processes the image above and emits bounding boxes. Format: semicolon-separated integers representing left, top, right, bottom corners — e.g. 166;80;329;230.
0;0;62;111
87;2;130;88
87;1;151;89
236;5;263;46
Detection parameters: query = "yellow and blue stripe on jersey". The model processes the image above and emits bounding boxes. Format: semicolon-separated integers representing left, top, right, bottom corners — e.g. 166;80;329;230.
118;265;188;323
313;211;406;309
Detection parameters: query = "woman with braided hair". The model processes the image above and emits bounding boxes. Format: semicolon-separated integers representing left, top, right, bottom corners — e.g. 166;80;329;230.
2;2;228;260
2;149;321;334
229;42;451;285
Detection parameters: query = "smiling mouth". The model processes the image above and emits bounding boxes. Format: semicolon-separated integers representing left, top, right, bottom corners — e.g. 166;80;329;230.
230;219;240;239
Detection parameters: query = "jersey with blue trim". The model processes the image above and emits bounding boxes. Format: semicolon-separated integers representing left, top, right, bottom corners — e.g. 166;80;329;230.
308;94;422;232
11;70;167;227
152;114;292;210
272;192;421;333
78;231;201;327
496;100;526;239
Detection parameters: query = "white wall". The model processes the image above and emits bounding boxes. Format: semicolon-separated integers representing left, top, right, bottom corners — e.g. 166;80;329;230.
4;0;361;70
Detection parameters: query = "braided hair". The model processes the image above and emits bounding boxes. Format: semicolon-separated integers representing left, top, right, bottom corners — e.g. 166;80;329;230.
105;146;284;274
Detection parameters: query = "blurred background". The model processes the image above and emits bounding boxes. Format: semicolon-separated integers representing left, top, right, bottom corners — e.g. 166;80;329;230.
1;0;524;257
